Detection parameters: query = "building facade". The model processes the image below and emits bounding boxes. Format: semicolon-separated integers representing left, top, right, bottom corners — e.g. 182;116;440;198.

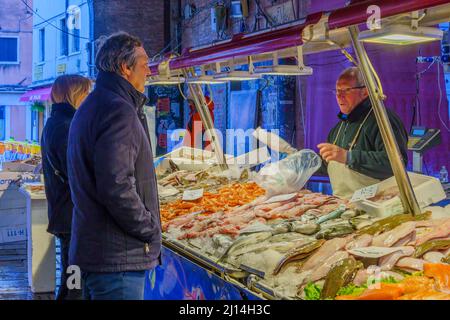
27;0;168;142
0;0;33;142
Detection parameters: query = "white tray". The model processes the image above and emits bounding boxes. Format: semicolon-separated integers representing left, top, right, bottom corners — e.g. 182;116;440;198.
355;172;446;218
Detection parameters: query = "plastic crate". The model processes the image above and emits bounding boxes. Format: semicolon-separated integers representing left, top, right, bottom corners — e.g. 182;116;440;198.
355;172;447;218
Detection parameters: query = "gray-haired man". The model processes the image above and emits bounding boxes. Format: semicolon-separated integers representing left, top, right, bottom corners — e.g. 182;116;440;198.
67;32;161;300
317;66;408;198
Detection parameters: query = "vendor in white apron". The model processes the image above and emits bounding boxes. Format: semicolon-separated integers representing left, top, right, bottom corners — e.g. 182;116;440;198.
317;67;408;199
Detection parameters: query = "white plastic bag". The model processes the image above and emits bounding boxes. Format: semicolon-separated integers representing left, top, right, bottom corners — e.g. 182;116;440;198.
254;149;322;196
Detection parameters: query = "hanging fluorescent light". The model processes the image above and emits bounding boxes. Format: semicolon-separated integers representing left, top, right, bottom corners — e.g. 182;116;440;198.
213;58;261;81
254;46;313;76
214;71;261;81
358;24;443;46
186;75;227;84
186;66;227;84
147;75;185;86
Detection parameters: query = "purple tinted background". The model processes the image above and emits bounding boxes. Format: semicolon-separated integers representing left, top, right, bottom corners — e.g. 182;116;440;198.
304;1;449;176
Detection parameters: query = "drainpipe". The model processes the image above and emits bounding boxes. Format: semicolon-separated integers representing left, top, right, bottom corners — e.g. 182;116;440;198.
87;0;95;78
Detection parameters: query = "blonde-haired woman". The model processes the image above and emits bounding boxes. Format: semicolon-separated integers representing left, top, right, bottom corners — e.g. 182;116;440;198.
41;74;91;300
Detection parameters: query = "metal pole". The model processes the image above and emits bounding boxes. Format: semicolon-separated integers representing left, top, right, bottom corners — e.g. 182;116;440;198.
183;68;228;170
348;25;421;216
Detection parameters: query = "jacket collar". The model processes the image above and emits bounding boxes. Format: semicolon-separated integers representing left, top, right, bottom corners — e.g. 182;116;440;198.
51;102;76;118
337;97;371;122
95;71;148;111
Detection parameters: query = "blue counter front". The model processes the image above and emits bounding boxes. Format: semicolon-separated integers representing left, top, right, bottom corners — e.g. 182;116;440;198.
144;245;262;300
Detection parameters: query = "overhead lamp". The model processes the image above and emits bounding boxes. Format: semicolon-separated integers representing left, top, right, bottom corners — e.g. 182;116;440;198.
358;24;443;46
213;57;262;81
254;46;313;76
186;66;227;84
147;57;185;86
147;75;185;86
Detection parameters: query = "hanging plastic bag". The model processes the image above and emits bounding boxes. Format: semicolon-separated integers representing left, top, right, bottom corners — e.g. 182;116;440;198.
253;149;322;196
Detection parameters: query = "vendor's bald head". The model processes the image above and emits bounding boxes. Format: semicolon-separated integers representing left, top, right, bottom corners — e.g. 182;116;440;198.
335;67;368;115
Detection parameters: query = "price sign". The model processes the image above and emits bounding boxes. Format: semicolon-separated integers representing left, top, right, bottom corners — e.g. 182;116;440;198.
351;184;378;203
182;188;204;201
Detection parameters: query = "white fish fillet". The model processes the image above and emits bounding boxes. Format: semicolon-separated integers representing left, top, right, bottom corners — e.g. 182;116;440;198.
396;257;425;271
372;221;416;247
423;251;445;263
415;220;450;245
345;234;373;251
379;246;415;271
300;237;350;272
308;251;349;283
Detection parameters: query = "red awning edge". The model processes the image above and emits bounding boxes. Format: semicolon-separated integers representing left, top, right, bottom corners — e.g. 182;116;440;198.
19;86;52;102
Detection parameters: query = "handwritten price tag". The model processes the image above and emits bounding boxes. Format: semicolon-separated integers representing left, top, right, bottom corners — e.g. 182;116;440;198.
182;189;204;201
351;184;378;203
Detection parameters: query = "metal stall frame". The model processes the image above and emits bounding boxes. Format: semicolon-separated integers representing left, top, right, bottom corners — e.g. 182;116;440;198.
149;0;450;299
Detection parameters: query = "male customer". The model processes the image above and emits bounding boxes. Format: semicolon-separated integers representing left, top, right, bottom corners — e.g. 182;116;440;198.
67;32;161;300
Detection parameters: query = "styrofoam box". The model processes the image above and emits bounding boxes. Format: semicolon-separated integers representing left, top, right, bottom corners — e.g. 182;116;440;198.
355;172;447;218
0;185;27;244
155;147;234;172
2;161;36;172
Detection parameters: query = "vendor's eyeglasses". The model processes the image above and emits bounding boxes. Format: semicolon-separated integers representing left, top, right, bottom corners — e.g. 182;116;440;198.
332;86;366;95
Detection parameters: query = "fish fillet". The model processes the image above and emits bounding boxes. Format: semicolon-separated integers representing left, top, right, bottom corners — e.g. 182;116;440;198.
300;237;350;272
308;251;349;283
379;246;415;271
372;221;416;247
415;220;450;246
345;234;373;251
396;257;426;272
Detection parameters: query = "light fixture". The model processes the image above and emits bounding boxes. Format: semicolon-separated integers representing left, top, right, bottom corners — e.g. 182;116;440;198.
147;57;185;86
186;66;227;84
358;24;443;46
254;46;313;76
213;58;262;81
147;75;185;85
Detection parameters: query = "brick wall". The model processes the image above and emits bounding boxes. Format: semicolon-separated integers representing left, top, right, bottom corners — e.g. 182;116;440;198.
179;0;308;148
93;0;168;57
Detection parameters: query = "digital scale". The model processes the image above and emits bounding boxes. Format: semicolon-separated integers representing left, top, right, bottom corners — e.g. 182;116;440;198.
407;126;441;173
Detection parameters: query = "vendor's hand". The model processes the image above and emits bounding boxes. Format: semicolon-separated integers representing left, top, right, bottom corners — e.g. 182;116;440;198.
317;143;348;164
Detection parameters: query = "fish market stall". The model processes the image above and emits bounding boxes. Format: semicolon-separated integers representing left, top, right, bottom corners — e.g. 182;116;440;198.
144;0;450;300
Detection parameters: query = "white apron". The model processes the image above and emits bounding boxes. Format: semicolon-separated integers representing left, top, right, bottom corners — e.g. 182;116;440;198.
327;109;380;199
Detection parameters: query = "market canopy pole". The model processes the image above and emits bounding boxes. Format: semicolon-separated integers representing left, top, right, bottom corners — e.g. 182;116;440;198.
348;25;421;216
183;68;229;170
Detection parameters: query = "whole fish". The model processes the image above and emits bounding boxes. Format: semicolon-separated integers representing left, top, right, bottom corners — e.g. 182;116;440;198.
218;231;273;262
315;224;355;240
320;257;364;299
268;232;308;243
414;239;450;258
317;204;347;224
291;221;320;235
272;239;325;275
356;212;431;236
